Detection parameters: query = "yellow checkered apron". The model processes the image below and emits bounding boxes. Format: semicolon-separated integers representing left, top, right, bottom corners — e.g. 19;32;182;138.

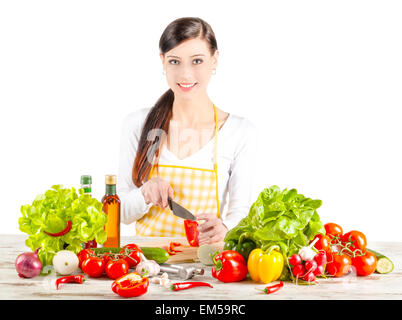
135;104;220;237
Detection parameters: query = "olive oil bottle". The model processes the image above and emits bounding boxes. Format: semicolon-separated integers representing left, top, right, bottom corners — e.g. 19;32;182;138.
80;175;92;197
80;175;98;248
102;174;120;247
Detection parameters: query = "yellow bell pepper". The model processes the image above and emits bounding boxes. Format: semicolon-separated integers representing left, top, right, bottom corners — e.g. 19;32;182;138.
247;246;284;284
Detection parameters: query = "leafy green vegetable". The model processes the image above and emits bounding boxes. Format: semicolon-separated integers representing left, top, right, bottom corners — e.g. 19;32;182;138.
19;185;108;266
224;185;325;280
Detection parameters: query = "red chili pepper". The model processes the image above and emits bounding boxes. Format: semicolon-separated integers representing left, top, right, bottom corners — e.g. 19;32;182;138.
111;273;149;298
170;281;213;291
212;250;248;283
44;220;72;237
263;281;283;294
56;275;85;290
184;220;199;247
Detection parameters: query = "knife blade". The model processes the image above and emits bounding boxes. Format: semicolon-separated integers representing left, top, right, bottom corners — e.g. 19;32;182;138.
168;197;196;221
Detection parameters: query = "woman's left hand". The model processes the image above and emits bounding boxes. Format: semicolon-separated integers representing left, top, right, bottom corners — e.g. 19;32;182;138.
197;213;228;245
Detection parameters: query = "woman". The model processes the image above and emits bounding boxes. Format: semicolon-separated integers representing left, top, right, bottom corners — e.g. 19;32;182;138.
117;17;259;245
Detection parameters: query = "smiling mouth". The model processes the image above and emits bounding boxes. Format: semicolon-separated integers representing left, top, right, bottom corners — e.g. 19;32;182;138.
177;83;197;88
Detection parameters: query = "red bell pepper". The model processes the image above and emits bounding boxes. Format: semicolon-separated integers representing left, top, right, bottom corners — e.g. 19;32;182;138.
184;220;199;247
212;250;248;282
111;272;149;298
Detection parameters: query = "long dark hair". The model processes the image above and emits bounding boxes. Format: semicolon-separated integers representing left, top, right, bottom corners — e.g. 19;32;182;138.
132;17;218;187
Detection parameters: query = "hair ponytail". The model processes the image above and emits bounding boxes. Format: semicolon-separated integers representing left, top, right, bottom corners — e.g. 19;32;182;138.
132;89;174;187
132;17;218;187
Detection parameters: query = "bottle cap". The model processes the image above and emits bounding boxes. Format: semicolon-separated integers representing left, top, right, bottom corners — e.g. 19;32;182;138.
80;175;92;185
105;174;117;185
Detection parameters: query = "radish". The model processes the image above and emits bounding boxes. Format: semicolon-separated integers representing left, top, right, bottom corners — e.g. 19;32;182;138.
288;254;302;266
303;271;316;282
292;264;305;278
313;265;325;276
305;260;317;273
314;251;327;266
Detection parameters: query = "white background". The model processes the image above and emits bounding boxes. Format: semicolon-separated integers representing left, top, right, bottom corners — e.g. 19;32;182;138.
1;1;401;241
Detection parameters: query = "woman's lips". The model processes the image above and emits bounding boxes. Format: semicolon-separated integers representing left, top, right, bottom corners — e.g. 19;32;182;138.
177;83;197;92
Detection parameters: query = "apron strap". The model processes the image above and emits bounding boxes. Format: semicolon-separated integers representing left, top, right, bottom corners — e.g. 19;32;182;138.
212;104;220;217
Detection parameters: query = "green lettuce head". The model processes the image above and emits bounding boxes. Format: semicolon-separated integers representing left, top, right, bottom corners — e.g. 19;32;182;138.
19;185;108;266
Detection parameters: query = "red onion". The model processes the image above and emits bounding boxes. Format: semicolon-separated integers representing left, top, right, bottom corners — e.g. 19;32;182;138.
15;247;42;278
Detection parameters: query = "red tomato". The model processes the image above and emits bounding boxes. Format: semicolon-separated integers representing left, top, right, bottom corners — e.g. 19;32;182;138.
77;249;95;269
326;252;352;277
312;234;331;253
101;252;113;265
82;256;105;278
120;244;142;268
341;230;367;253
105;259;130;280
324;223;343;238
352;251;377;276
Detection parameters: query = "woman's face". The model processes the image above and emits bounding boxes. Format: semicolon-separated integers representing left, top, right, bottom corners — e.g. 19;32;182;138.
160;38;219;100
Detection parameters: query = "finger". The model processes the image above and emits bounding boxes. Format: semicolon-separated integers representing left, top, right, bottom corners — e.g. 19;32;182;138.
160;185;170;209
198;219;218;232
196;213;214;221
199;228;215;242
168;186;174;200
209;234;223;243
150;187;162;207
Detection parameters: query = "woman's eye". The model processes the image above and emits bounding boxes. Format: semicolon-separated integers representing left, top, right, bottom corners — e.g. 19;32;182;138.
168;59;203;65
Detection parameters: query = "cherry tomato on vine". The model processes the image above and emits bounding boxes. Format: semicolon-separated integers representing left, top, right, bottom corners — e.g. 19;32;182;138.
82;256;105;278
312;234;331;253
101;251;113;265
77;249;95;269
326;252;352;277
105;259;129;280
352;251;377;276
120;244;142;268
341;230;367;253
324;223;343;239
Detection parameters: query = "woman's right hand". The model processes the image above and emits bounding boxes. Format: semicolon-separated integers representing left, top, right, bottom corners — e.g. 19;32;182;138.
141;177;174;210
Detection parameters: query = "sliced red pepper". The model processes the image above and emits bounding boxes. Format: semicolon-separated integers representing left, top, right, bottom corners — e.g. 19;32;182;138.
43;220;72;237
111;272;149;298
164;246;177;256
56;275;85;290
184;220;199;247
169;242;183;253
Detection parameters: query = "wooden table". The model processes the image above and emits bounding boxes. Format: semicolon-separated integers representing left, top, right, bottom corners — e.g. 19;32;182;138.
1;235;401;300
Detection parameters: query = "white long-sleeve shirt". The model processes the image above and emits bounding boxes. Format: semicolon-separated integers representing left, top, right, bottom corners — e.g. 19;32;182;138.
117;107;260;232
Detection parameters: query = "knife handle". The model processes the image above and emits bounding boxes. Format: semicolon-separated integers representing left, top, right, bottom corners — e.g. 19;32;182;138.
167;197;173;210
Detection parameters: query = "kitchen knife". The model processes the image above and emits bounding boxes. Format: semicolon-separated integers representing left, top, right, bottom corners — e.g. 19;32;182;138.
168;197;196;221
